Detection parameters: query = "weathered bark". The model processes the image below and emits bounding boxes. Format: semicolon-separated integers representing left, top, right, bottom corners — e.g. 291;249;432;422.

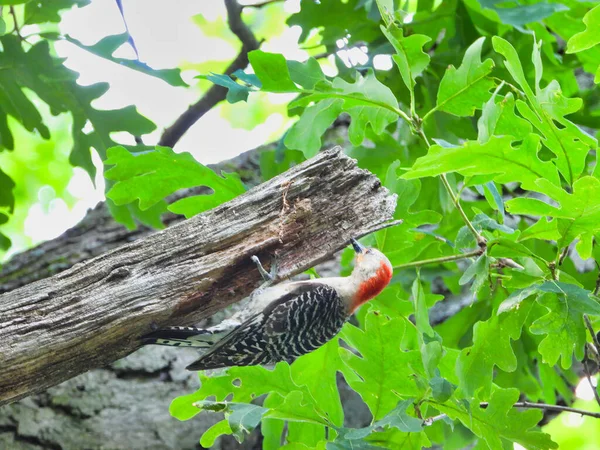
0;147;396;406
0;144;267;295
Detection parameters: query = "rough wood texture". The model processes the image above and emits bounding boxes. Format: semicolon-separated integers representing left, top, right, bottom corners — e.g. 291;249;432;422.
0;145;267;295
0;147;396;406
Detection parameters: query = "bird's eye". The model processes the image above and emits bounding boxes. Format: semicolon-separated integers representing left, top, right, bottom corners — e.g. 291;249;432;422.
366;249;373;254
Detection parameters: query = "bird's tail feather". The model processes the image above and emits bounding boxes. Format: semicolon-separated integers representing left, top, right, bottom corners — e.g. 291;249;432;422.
142;326;216;348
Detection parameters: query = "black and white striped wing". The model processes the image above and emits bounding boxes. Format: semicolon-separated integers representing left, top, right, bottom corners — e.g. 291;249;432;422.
186;284;347;371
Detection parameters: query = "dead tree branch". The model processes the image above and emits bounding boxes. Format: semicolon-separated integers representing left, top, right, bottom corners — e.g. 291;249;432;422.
0;148;396;406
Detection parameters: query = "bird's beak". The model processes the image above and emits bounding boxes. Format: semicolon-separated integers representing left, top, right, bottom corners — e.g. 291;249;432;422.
351;238;366;254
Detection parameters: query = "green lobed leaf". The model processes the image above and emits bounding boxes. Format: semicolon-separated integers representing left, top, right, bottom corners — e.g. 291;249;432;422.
456;296;534;397
287;0;380;47
435;37;495;117
204;73;253;103
65;34;187;87
403;134;560;194
24;0;90;24
375;161;441;267
104;146;245;215
506;176;600;259
284;98;343;158
500;281;600;368
287;58;326;90
330;70;400;146
566;5;600;54
493;36;597;186
339;311;425;420
248;50;299;93
433;387;557;449
518;217;560;242
477;0;567;26
477;91;532;144
381;23;430;92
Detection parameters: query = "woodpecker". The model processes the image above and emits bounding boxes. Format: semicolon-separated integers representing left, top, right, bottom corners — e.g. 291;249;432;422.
142;239;393;370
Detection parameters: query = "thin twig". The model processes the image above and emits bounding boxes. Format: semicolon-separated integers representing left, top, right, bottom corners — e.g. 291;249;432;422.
9;7;22;40
558;244;570;266
393;249;483;271
425;400;600;425
583;347;600;408
159;0;260;148
242;0;285;8
488;401;600;419
584;314;600;357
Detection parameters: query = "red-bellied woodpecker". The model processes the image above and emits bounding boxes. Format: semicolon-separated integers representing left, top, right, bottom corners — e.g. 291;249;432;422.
142;239;393;370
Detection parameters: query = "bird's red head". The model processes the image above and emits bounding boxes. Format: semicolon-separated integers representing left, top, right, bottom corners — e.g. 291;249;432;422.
349;239;393;312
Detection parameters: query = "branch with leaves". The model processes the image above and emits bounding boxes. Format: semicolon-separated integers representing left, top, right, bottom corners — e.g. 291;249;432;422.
158;0;260;147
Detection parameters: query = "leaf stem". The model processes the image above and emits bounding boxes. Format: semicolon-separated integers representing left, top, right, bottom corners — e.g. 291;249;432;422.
421;107;436;125
415;128;485;246
393;249;483;271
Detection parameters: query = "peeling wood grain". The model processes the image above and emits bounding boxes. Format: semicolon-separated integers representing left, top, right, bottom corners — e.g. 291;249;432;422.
0;147;397;406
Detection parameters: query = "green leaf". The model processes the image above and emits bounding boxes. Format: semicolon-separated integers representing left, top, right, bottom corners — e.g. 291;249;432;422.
499;281;600;368
530;293;587;369
433;388;557;449
286;69;400;155
105;146;245;215
332;399;424;449
24;0;90;24
459;254;490;295
194;391;328;444
264;391;331;426
259;149;305;181
456;297;533;397
204;73;253;103
287;58;326;90
374;399;423;433
403;135;560;194
429;376;454;403
477;0;566;26
290;338;346;427
375;161;441;266
200;421;233;448
518;218;560;242
65;34;187;87
380;22;429;112
197;401;266;443
287;0;380;47
477;91;532;144
284;99;343;158
330;71;400;146
566;5;600;54
506;176;600;259
435;37;495;117
492;36;597;186
248;50;300;92
339;312;425;420
381;23;430;92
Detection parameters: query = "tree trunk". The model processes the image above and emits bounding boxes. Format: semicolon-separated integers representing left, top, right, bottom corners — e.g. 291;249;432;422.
0;147;396;406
